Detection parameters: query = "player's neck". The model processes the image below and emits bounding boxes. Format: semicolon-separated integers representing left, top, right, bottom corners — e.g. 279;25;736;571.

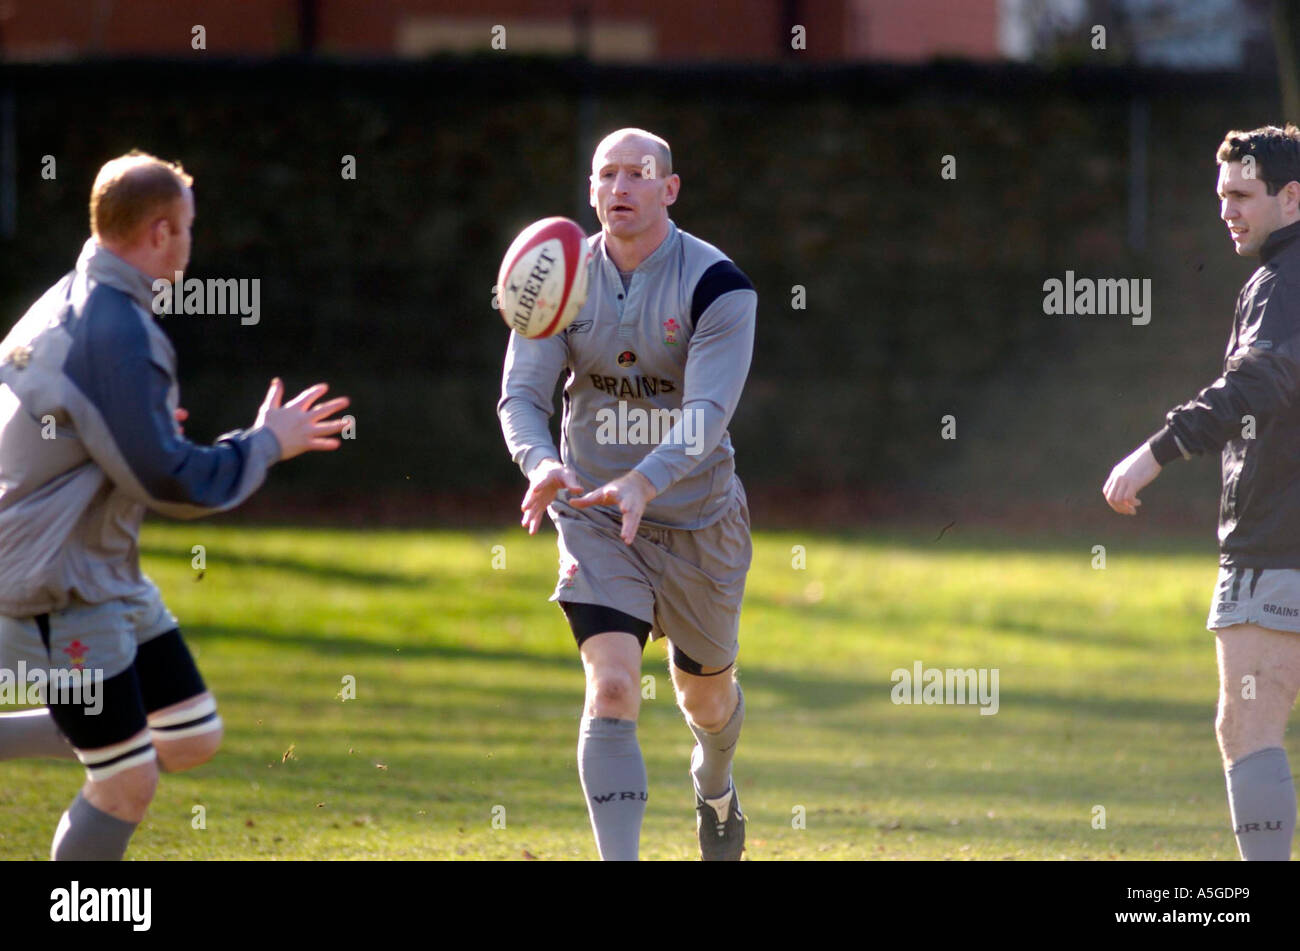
96;238;166;282
604;220;670;273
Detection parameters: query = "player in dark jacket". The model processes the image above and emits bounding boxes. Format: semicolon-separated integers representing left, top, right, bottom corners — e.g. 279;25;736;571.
1105;124;1300;860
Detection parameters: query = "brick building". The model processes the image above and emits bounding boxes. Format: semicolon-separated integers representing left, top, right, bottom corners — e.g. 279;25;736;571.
0;0;1002;63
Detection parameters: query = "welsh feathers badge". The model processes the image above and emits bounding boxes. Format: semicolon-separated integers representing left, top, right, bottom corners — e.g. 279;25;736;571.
560;559;579;588
62;640;90;671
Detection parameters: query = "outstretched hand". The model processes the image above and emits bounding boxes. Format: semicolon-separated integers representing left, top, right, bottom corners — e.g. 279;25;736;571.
570;470;658;544
255;378;351;461
520;459;583;535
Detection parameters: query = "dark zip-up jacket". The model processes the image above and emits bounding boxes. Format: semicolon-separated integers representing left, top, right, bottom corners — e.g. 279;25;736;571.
1149;219;1300;567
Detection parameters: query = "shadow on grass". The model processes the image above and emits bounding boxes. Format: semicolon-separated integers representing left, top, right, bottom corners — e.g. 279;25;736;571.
755;527;1218;558
190;620;1218;728
188;621;581;670
195;620;886;715
741;593;1168;650
140;545;431;590
863;686;1215;727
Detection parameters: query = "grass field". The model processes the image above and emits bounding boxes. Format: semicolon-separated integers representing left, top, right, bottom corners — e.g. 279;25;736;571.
0;521;1249;860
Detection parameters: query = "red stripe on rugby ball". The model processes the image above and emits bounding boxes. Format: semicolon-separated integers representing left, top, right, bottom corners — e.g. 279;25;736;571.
499;217;589;339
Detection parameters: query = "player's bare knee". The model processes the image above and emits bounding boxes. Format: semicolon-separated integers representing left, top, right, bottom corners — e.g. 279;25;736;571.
149;693;223;771
592;670;635;706
680;692;731;732
1215;711;1240;761
86;761;159;823
1216;695;1279;762
673;669;736;729
589;668;639;717
1216;695;1244;744
156;722;223;772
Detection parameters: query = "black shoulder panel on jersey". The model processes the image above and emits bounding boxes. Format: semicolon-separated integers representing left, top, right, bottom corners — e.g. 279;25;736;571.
691;260;754;323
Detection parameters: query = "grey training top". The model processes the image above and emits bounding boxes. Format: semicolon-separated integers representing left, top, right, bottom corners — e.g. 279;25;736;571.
0;239;281;616
498;220;756;530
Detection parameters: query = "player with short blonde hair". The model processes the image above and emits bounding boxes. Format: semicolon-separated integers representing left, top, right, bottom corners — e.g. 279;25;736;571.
90;150;193;245
0;151;351;860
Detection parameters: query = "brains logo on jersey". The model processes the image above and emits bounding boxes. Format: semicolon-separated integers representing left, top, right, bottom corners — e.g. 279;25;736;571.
617;350;637;368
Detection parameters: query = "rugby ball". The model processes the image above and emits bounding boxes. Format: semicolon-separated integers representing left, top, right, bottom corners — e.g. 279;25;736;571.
497;217;592;339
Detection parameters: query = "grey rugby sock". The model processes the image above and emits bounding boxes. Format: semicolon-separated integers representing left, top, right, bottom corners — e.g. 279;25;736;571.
688;684;744;800
577;716;647;861
51;791;139;861
0;709;77;760
1226;746;1296;861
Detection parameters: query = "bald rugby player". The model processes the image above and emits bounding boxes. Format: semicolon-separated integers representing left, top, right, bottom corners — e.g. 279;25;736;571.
500;128;757;860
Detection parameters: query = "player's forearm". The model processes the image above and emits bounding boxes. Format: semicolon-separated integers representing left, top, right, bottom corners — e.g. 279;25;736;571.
1146;425;1190;465
500;402;561;478
498;330;566;478
95;419;279;519
525;453;561;480
633;397;731;493
633;294;754;493
498;377;562;476
1156;347;1300;460
70;357;279;517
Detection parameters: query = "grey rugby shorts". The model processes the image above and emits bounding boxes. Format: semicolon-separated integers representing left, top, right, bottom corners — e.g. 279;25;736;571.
0;579;178;681
547;482;753;669
1207;566;1300;634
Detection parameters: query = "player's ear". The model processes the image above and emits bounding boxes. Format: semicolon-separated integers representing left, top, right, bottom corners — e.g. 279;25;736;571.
149;216;169;250
663;173;680;207
589;176;598;209
1285;180;1300;215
